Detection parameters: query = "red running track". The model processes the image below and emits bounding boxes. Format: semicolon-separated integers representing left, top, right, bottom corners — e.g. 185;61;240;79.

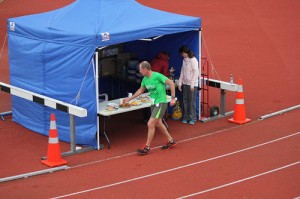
0;0;299;198
1;109;299;198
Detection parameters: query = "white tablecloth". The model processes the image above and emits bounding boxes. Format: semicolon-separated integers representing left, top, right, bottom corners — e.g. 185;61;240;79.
98;94;171;116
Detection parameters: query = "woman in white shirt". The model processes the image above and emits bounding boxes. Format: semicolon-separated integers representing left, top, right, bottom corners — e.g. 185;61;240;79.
178;45;199;124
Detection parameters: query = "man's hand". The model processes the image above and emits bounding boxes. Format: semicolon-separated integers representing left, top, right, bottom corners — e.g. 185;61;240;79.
170;98;176;106
122;97;130;104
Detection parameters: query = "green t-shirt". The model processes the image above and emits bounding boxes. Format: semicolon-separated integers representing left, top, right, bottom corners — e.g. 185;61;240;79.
141;72;168;104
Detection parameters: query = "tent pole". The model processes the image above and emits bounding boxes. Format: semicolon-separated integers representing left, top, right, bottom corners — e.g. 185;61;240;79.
95;51;101;150
198;30;202;120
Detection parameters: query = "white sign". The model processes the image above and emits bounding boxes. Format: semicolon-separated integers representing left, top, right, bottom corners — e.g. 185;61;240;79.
101;32;110;41
9;22;15;31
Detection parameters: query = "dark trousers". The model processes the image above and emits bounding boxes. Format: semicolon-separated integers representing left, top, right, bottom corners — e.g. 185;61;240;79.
182;84;197;121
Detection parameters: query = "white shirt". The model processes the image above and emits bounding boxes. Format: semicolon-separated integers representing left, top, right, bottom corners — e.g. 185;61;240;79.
178;57;199;87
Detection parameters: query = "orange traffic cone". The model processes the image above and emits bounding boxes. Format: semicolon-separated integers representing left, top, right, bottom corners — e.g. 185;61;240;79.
228;79;251;124
41;113;68;167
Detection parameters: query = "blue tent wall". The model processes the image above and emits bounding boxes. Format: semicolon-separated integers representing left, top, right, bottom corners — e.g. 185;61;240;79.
9;34;97;147
7;0;201;148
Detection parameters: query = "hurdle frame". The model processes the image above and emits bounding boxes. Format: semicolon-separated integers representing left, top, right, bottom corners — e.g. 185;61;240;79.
0;111;12;120
200;77;238;122
0;82;94;157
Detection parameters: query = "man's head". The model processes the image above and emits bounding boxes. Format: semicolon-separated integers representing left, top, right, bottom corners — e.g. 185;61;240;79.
139;61;151;77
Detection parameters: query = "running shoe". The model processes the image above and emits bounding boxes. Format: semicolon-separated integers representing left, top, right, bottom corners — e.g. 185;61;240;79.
188;120;195;125
182;119;188;124
161;140;177;150
137;145;150;156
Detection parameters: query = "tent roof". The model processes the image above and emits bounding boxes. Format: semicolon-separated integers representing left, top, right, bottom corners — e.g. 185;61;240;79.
8;0;201;47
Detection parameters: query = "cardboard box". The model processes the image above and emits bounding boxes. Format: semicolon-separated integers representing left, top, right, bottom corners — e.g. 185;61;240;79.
99;58;116;76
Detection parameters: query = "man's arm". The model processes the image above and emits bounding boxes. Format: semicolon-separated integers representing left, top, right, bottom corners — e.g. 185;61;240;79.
165;78;176;106
123;86;146;103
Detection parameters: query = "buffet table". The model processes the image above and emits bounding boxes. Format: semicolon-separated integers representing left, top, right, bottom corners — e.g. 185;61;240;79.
98;98;152;116
97;94;171;148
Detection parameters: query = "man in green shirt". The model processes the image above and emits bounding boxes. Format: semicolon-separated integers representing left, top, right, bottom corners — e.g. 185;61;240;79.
124;61;177;155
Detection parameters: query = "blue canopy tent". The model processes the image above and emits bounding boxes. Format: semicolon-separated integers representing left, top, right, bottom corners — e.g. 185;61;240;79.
7;0;201;149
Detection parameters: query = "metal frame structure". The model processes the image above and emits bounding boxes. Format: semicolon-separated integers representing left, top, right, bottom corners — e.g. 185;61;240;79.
199;77;238;122
0;82;93;157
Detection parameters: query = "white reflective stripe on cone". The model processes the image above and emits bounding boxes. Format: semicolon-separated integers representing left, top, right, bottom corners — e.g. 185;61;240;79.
237;86;243;92
236;99;245;104
50;121;56;129
49;137;59;144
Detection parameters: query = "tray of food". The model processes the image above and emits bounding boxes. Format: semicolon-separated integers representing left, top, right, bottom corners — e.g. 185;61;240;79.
119;102;131;108
137;95;150;103
106;103;119;111
130;100;142;106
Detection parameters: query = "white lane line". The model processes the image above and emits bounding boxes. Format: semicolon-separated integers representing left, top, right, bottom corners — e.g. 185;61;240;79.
51;132;300;199
71;122;248;169
178;161;300;199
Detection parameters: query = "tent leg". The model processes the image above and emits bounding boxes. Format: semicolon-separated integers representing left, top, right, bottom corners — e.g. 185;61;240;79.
162;118;168;129
103;116;111;149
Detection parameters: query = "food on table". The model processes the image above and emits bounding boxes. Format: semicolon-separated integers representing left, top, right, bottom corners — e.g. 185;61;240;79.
138;95;150;103
106;106;116;111
105;103;118;111
119;102;131;108
130;100;141;106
